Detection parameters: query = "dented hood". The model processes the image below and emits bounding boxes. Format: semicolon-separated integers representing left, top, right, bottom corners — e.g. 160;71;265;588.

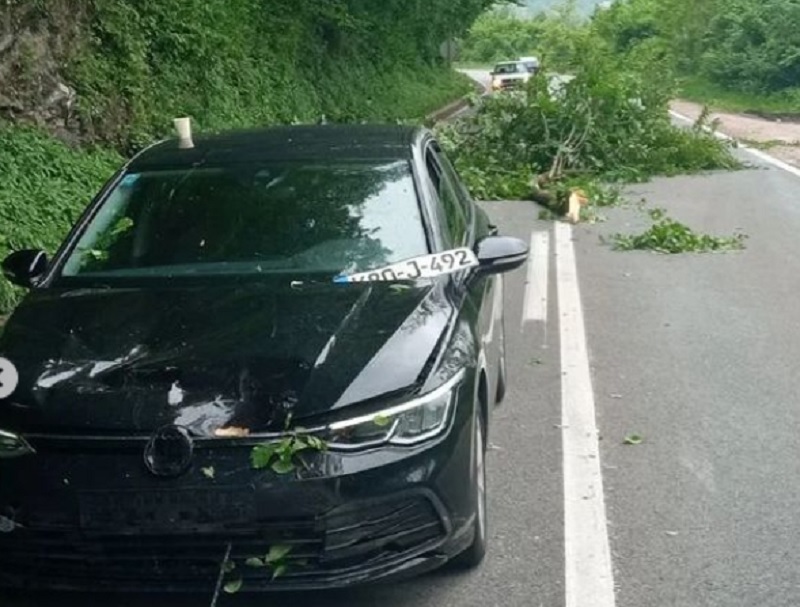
0;280;453;436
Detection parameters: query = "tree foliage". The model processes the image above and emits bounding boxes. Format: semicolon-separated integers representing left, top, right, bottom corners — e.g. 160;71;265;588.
439;22;738;201
592;0;800;95
459;10;547;63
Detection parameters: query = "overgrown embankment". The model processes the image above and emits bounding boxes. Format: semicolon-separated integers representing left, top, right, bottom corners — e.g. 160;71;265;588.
0;0;490;314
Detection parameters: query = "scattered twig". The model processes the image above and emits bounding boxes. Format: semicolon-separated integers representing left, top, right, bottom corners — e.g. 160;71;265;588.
209;543;233;607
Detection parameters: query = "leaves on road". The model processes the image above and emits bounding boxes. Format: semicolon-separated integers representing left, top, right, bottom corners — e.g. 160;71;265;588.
623;434;644;445
610;216;747;254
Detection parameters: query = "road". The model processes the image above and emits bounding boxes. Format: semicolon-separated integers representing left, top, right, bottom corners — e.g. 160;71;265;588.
459;68;574;97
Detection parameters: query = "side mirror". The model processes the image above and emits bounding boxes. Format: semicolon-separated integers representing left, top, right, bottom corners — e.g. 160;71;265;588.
2;249;49;288
475;236;528;275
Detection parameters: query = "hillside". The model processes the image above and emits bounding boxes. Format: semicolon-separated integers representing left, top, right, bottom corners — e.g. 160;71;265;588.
0;0;490;314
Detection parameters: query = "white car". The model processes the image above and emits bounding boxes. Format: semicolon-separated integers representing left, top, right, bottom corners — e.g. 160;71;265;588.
519;56;540;74
490;61;531;92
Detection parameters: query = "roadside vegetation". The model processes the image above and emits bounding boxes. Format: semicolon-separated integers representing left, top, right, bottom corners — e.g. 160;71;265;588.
440;8;739;201
0;0;490;315
443;2;747;252
593;0;800;118
678;76;800;118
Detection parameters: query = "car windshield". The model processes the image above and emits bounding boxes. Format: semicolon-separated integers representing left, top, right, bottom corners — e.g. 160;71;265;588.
58;160;428;281
493;63;521;74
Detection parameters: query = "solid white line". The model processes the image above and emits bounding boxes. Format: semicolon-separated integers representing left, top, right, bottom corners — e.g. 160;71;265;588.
522;230;549;323
555;222;616;607
669;109;800;179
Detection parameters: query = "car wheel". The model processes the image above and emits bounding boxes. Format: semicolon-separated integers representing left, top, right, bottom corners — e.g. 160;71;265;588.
450;410;487;569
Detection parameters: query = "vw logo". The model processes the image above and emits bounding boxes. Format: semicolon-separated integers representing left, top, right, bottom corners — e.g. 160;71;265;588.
143;425;194;477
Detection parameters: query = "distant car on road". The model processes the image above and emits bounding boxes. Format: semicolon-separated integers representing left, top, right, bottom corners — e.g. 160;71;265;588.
519;56;540;74
490;61;531;92
0;124;528;592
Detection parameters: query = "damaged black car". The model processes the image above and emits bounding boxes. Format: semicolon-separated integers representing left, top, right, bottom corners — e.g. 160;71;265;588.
0;124;528;593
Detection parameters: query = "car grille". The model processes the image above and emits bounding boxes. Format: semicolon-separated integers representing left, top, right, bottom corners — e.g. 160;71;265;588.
0;494;446;590
500;79;523;90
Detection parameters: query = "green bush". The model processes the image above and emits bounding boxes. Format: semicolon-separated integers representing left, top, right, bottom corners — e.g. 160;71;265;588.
0;123;121;313
592;0;800;99
701;0;800;93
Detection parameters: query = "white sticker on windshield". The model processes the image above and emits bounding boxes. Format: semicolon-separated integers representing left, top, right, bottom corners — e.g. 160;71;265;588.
334;247;479;283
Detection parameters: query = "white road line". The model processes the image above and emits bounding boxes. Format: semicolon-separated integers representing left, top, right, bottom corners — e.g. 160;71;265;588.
522;230;550;324
669;109;800;179
555;222;616;607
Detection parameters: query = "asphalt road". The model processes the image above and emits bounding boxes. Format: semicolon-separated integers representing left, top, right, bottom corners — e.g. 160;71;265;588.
9;79;800;607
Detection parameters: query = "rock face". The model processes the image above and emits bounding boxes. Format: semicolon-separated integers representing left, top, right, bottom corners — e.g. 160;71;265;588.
0;1;86;144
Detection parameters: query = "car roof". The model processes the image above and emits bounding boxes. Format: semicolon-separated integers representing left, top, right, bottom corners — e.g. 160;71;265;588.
129;124;426;170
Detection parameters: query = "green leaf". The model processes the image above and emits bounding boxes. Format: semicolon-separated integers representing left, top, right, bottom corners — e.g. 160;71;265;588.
222;559;236;573
201;466;215;479
245;557;266;568
266;544;293;564
271;564;288;580
279;437;294;451
251;443;278;469
271;458;295;475
223;577;243;594
110;216;134;236
623;434;644;445
305;435;326;451
373;414;392;427
87;249;108;261
291;435;311;451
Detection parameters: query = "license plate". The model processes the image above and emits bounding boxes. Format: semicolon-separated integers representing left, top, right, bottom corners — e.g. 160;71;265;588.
79;487;256;533
333;247;479;283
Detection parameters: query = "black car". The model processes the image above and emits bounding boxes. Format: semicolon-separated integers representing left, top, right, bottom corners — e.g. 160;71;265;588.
0;125;528;593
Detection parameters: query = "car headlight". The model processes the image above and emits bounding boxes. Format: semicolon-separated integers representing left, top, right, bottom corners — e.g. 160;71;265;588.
0;429;35;459
326;370;464;450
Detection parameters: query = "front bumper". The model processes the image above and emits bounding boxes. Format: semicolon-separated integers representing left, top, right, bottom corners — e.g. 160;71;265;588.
0;402;478;592
493;78;526;91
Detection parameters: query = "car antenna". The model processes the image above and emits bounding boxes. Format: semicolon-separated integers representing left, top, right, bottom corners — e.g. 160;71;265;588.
173;116;194;149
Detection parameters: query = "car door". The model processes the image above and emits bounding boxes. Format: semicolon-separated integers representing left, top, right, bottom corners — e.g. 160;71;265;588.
422;140;503;407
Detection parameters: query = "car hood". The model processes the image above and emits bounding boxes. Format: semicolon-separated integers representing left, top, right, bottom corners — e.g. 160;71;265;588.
0;281;453;436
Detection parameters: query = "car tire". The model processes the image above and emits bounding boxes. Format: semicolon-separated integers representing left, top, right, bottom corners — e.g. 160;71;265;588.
450;409;487;569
